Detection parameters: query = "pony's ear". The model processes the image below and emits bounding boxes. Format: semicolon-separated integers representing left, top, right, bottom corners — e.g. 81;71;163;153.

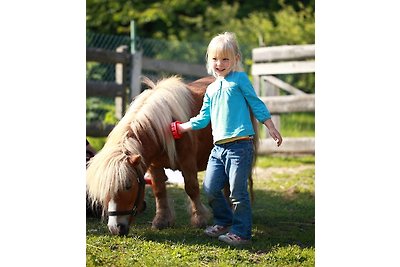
127;154;141;166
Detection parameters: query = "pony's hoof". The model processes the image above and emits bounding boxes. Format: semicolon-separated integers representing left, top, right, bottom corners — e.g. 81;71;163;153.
191;216;208;228
151;214;175;229
151;220;174;230
190;214;208;228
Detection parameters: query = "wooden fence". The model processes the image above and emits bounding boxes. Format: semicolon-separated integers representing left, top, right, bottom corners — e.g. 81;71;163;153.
86;47;207;137
86;46;130;136
251;44;315;154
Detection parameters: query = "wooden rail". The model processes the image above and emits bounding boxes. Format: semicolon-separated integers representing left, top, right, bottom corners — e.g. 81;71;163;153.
258;137;315;155
86;48;131;64
252;61;315;75
252;44;315;62
261;95;315;114
86;123;115;137
142;57;208;77
86;81;125;98
252;44;315;155
263;76;306;95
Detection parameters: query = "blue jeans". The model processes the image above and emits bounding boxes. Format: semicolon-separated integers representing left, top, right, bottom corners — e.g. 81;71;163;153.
203;139;254;239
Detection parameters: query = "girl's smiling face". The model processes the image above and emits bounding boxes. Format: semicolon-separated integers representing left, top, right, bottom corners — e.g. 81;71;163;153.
205;32;243;78
210;53;233;77
208;49;238;78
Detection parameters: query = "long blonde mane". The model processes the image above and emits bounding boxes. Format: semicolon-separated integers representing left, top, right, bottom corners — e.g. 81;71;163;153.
86;76;193;206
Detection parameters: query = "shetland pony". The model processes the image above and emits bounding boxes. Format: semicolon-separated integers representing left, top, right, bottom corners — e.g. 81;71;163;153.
86;75;257;236
86;76;215;235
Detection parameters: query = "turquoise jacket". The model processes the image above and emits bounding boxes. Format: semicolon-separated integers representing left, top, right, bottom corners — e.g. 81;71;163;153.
190;71;271;143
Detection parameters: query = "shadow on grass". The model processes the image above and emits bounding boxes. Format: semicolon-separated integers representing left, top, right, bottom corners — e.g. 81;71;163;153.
87;183;314;252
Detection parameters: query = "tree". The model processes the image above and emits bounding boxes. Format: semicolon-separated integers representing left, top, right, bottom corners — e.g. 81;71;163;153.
86;0;315;44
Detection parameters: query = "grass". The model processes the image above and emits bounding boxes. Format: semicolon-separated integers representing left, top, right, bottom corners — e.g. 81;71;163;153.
280;112;315;138
86;155;315;266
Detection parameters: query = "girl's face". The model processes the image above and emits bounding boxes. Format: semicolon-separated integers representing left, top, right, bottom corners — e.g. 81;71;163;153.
209;51;237;78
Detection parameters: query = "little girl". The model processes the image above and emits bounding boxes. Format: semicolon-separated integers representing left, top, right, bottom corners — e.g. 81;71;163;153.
171;32;282;246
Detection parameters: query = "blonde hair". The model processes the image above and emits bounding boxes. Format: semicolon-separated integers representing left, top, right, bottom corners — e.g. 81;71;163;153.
206;32;244;77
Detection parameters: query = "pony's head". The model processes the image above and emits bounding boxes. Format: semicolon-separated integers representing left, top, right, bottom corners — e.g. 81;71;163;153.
86;76;193;235
86;135;147;235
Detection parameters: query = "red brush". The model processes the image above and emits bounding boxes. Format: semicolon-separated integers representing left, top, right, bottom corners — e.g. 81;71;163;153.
170;121;182;139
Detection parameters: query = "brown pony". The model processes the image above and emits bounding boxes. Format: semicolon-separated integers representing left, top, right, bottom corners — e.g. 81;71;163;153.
86;76;216;235
86;75;257;236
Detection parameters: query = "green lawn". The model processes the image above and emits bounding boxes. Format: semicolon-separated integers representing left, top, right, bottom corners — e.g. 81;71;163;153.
280;112;315;137
86;156;315;266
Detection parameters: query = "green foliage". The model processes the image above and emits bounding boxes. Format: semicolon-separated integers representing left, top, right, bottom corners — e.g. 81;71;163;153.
86;0;314;48
270;4;315;45
87;0;314;41
86;62;117;82
86;155;315;266
86;137;106;152
86;62;106;81
86;97;117;124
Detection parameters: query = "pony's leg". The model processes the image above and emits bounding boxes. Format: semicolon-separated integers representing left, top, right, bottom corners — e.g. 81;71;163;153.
147;167;175;229
181;169;210;228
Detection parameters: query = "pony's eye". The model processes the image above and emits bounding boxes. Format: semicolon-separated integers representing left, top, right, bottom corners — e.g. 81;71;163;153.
125;181;132;190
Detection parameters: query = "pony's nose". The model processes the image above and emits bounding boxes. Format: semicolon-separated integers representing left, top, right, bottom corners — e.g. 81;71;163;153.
117;223;128;236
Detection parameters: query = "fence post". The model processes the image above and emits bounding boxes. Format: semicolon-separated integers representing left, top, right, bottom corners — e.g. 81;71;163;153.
115;45;128;119
130;20;136;53
130;20;142;101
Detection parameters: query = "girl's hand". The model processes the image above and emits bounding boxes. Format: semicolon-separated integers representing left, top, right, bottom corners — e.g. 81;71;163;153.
170;121;193;139
171;121;182;139
269;128;283;147
264;119;283;147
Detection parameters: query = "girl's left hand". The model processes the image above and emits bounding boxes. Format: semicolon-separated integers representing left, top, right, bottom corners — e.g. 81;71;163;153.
269;128;283;147
264;119;283;147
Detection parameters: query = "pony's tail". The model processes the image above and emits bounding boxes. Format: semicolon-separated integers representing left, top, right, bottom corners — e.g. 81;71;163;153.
249;111;259;204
